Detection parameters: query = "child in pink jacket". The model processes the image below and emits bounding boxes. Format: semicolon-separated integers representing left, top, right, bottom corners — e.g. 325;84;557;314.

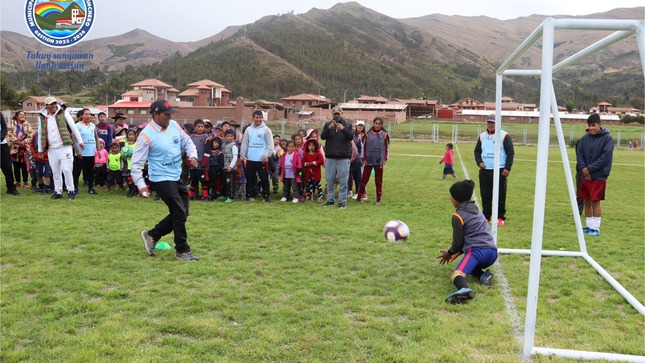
279;140;302;203
94;139;109;187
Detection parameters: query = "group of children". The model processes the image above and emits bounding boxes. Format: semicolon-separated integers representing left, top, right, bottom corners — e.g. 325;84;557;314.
182;119;327;204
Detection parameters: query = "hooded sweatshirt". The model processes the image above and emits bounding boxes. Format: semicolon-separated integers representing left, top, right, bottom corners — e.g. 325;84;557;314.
576;127;614;180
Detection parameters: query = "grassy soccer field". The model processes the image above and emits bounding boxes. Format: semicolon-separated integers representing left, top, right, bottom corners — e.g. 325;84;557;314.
1;141;643;362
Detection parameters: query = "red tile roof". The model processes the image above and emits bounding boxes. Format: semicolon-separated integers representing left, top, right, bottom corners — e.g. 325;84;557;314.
130;79;173;88
187;79;225;88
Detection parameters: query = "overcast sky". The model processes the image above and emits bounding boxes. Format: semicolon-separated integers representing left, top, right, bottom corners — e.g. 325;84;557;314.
2;0;643;42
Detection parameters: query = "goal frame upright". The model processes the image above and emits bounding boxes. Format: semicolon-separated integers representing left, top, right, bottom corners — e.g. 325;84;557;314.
492;17;645;362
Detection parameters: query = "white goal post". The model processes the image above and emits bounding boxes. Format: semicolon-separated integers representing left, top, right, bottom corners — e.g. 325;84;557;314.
491;17;645;362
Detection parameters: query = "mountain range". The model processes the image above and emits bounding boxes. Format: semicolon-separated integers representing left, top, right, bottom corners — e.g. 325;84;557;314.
1;2;643;108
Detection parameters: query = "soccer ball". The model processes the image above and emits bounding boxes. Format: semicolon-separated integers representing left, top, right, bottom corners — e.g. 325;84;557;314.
383;220;410;243
120;145;133;158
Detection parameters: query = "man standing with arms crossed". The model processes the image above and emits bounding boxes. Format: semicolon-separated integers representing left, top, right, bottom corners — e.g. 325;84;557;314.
474;114;514;226
132;100;200;261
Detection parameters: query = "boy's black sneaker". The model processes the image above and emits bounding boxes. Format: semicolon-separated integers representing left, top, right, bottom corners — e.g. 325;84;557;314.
51;192;62;199
480;270;494;288
338;204;346;209
324;202;334;208
176;251;200;261
263;196;270;203
88;188;98;195
68;191;75;200
140;230;156;256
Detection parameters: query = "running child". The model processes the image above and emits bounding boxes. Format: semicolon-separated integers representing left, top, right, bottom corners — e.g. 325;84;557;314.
439;142;457;180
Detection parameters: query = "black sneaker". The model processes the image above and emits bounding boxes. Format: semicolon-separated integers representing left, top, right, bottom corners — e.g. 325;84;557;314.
88;188;98;195
140;230;156;256
7;189;20;196
245;197;255;202
263;196;270;203
74;189;80;195
446;288;476;304
480;270;494;288
51;192;62;199
68;191;75;200
324;202;334;208
176;251;200;261
338;204;346;209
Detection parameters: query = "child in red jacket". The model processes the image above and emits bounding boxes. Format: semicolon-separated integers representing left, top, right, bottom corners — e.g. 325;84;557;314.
439;142;457;180
303;138;325;203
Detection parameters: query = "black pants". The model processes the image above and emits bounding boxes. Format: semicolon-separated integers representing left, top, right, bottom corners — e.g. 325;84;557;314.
245;160;269;198
95;165;107;186
222;170;235;198
148;180;191;253
479;168;508;220
72;156;95;189
1;144;16;192
208;169;222;197
12;161;28;184
282;178;300;199
348;167;362;193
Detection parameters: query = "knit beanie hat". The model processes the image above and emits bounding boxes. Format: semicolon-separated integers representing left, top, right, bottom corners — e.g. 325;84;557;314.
450;180;475;203
587;113;601;124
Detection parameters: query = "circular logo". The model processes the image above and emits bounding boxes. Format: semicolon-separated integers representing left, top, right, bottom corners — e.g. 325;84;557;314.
25;0;95;48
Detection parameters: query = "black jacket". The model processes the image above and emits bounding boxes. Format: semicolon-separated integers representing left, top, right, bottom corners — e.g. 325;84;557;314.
0;113;8;142
321;119;353;159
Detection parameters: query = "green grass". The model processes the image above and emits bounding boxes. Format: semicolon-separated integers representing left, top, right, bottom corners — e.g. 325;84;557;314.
1;142;643;362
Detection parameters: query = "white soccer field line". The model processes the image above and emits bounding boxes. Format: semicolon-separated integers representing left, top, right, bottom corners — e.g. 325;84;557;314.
391;153;645;168
453;145;526;351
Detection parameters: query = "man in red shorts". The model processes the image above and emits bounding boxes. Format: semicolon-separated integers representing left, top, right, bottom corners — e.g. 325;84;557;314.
576;114;614;236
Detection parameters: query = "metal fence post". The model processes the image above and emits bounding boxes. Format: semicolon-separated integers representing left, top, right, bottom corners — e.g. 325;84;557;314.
410;121;414;142
617;129;621;149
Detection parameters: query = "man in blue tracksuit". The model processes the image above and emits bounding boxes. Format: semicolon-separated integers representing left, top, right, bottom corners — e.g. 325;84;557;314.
132;99;200;261
474;114;514;226
240;110;274;202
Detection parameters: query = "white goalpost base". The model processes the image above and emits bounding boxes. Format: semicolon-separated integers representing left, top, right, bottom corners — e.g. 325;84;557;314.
492;17;645;362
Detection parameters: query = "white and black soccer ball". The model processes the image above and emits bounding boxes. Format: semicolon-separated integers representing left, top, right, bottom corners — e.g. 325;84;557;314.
383;220;410;243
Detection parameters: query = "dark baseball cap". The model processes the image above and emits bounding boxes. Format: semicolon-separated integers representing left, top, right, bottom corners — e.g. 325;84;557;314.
150;99;177;114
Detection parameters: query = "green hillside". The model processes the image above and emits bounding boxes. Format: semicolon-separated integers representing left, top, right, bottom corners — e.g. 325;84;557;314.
4;3;643;110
